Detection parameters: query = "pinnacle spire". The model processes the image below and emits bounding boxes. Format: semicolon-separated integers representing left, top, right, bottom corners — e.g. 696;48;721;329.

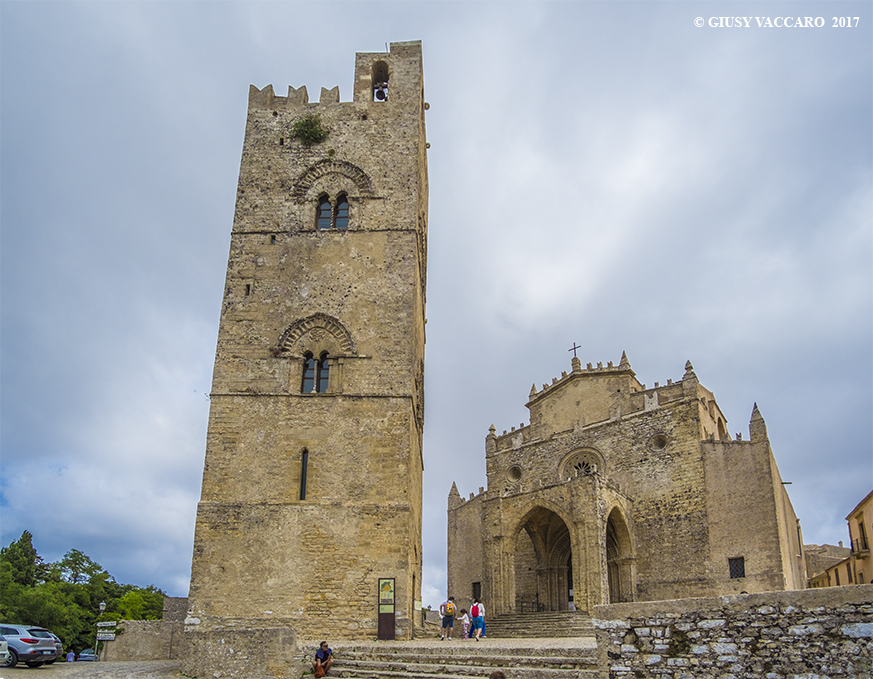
683;360;697;381
749;402;768;442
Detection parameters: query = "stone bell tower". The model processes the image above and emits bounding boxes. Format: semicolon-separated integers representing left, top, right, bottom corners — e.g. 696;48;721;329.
184;42;427;664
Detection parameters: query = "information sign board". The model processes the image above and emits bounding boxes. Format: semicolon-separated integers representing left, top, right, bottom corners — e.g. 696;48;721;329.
377;578;395;640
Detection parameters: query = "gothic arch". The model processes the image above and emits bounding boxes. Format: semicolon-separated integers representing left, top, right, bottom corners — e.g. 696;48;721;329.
508;498;576;541
510;503;577;612
606;507;634;603
279;313;355;354
291;159;374;203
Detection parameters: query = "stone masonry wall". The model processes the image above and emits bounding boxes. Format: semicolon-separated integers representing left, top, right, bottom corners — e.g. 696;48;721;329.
101;620;185;661
163;596;188;622
187;41;427;648
593;585;873;679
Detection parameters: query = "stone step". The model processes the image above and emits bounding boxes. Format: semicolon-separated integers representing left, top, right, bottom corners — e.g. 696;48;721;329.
329;658;598;679
483;612;594;636
297;638;599;679
335;652;597;667
307;645;596;660
331;667;599;679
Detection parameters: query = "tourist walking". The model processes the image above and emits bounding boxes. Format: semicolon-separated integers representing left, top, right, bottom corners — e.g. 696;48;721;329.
439;596;456;640
471;598;485;640
457;608;471;639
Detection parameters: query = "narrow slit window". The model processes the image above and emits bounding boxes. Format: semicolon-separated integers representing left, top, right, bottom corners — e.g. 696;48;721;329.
300;449;309;501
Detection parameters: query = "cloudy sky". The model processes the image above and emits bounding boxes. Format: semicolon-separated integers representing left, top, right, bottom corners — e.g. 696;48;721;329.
1;1;870;609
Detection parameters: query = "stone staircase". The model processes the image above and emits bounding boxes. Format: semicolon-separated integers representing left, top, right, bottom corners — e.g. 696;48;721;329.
296;637;599;679
484;611;595;639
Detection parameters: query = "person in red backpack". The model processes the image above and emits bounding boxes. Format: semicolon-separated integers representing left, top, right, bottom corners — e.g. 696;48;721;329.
471;598;485;640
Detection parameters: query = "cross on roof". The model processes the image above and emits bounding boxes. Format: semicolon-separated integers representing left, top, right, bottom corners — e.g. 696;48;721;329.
569;342;582;357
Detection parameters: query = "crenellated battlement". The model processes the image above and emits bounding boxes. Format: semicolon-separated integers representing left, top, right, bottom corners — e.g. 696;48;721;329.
485;355;736;451
248;84;343;110
247;41;424;111
526;351;637;404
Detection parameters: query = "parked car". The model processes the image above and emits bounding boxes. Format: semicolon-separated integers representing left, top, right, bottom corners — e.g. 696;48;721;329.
0;624;62;668
0;638;8;665
77;648;98;661
45;633;64;664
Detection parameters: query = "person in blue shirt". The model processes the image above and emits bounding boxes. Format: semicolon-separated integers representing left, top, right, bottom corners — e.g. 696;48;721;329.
312;641;333;676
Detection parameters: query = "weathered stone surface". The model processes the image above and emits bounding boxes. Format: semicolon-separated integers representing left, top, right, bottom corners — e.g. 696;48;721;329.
449;356;806;615
593;586;873;679
102;620;184;662
184;40;428;678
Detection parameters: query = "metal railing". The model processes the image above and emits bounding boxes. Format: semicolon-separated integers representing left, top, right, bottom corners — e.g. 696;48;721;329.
851;536;869;554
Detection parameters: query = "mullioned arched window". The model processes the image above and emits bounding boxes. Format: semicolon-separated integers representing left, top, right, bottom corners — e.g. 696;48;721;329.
316;196;333;229
302;351;331;393
315;194;349;230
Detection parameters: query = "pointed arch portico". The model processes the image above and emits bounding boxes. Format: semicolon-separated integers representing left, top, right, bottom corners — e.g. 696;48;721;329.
501;500;584;614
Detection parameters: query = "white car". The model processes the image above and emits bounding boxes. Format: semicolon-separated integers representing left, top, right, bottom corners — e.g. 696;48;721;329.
0;639;9;665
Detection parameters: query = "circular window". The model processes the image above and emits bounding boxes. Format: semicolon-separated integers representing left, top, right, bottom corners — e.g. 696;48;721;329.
571;459;596;475
649;434;668;450
561;448;604;481
507;466;522;481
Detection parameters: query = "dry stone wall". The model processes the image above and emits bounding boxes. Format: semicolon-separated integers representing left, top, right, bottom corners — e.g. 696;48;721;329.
102;620;184;661
593;585;873;679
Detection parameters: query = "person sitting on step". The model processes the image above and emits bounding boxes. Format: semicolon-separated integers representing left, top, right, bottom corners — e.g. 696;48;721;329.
312;641;333;677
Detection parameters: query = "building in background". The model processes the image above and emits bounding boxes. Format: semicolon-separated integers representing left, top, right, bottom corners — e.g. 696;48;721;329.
805;543;852;587
847;491;872;585
448;354;807;615
809;490;872;588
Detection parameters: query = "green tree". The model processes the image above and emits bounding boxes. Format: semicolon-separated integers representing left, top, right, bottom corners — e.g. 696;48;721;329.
0;534;166;652
0;530;44;587
57;548;105;584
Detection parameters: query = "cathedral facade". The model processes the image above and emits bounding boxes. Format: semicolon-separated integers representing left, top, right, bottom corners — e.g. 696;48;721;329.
448;354;807;615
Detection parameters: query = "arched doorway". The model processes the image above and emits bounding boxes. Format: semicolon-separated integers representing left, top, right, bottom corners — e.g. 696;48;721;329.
606;509;633;603
513;507;574;612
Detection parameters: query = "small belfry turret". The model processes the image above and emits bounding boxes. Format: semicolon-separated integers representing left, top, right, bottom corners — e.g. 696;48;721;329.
184;42;428;677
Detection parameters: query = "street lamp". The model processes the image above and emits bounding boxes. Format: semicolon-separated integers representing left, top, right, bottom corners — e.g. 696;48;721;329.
95;602;106;661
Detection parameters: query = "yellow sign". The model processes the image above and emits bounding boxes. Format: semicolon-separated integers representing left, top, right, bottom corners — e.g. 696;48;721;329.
379;578;395;604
